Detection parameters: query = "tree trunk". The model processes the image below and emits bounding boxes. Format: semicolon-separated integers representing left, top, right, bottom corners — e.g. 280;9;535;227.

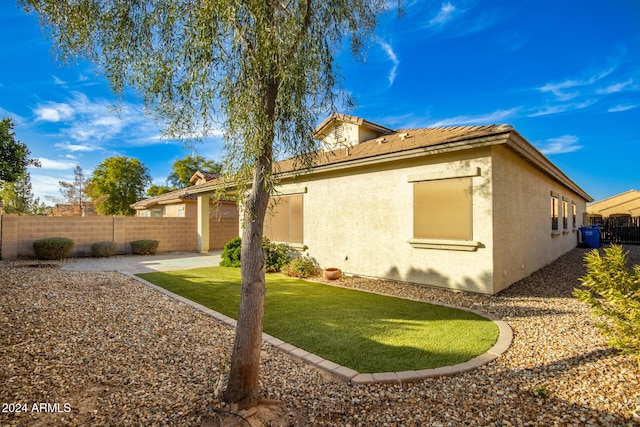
224;74;278;405
223;160;271;406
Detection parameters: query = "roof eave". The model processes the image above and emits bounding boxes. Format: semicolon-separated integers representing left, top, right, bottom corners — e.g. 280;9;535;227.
504;130;593;202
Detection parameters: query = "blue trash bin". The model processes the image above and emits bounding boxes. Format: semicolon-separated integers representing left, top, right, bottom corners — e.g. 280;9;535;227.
580;226;601;248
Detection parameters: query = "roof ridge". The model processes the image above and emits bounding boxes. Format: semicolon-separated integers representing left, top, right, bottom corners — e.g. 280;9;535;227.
395;123;512;132
589;189;640;206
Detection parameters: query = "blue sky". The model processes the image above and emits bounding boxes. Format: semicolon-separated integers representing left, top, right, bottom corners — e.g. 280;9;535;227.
1;0;638;204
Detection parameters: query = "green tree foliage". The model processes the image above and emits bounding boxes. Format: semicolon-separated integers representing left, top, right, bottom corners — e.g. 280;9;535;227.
1;117;40;183
86;156;151;215
168;155;222;188
22;0;388;404
574;245;640;366
145;184;174;197
1;173;46;215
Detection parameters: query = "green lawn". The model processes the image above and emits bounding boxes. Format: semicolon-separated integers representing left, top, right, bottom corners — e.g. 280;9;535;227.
138;267;499;373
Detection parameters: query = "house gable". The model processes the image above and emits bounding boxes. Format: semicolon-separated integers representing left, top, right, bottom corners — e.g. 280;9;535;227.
313;113;394;152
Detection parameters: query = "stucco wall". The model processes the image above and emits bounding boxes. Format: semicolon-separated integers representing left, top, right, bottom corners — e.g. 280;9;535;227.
491;145;587;293
0;215;199;259
209;202;240;249
275;147;497;294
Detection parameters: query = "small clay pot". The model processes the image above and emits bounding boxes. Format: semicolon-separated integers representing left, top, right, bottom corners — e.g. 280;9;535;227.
323;267;342;280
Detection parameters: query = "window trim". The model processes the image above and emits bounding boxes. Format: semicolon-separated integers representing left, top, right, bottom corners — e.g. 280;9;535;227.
408;238;483;251
562;198;569;232
409;168;480;250
551;192;560;235
264;193;304;245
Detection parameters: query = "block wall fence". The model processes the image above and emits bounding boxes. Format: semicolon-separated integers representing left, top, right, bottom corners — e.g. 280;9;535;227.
0;215;238;260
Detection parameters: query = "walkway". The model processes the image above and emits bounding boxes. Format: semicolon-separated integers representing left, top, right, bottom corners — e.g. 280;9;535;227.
61;251;222;274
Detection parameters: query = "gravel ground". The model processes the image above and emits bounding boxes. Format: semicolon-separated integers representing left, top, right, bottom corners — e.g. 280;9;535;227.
1;247;639;426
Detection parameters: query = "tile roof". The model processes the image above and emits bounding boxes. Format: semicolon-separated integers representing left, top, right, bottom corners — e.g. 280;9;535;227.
185;120;589;202
130;188;196;209
276;124;512;174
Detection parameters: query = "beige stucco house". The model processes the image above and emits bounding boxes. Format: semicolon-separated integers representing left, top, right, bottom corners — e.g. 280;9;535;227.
188;114;592;295
131;171;239;250
587;189;640;218
131;171;221;218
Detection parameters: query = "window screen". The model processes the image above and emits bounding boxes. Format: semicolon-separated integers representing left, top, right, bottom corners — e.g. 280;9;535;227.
264;195;303;244
413;177;472;240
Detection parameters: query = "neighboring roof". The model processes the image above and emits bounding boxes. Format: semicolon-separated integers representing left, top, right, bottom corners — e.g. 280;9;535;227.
132;170;222;209
587;189;640;216
190;170;221;184
130;188;196;210
187;115;592;202
313;113;395;138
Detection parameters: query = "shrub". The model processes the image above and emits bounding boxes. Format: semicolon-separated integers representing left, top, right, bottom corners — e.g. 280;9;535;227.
32;237;74;260
262;237;290;273
91;241;117;258
574;245;640;367
220;237;291;272
130;239;159;255
220;237;242;267
283;257;319;278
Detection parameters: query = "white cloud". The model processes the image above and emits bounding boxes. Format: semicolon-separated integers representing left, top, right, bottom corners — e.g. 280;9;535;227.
596;79;634;95
378;40;400;86
52;75;66;85
29;173;63;200
38;158;78;170
34;102;74;122
608;104;638;113
428;108;520;127
429;2;457;27
536;135;583;155
54;142;97;152
527;99;597;117
537;67;616;100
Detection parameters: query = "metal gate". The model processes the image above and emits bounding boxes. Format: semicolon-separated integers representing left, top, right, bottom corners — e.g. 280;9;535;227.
590;216;640;245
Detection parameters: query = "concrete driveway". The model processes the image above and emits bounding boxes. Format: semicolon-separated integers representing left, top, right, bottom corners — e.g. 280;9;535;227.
61;251;222;274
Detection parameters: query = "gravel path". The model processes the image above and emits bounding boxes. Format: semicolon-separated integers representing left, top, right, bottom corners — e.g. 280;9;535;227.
1;247;639;426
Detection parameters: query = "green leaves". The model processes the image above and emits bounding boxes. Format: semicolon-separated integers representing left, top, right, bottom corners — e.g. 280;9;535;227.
86;156;151;215
20;0;387;188
574;245;640;366
167;155;221;188
1;117;40;183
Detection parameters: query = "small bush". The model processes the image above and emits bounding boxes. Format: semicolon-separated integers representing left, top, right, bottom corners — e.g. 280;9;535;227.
283;257;319;278
220;237;291;272
91;241;117;258
220;237;242;267
574;245;640;366
130;239;159;255
32;237;74;260
263;237;290;273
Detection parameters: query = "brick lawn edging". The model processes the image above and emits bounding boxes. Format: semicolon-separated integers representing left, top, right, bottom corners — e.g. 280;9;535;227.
125;272;513;384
